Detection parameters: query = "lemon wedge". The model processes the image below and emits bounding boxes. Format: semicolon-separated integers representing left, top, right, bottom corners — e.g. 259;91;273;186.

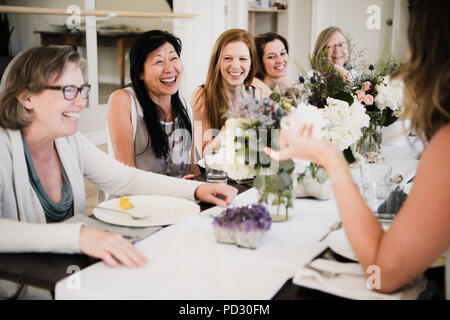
119;196;134;210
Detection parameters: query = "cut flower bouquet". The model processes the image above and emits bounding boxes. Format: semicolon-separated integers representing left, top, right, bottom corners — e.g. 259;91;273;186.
352;57;405;156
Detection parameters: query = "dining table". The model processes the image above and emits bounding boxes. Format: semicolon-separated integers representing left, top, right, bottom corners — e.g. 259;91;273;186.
0;137;445;300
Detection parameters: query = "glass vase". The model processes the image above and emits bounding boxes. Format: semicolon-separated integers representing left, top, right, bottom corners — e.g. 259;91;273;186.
254;161;295;223
357;122;382;155
293;164;333;200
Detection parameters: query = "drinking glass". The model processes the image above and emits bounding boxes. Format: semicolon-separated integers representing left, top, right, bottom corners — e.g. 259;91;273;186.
360;163;393;213
204;149;228;183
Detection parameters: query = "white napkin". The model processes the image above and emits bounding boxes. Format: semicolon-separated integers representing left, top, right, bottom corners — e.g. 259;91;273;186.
293;258;427;300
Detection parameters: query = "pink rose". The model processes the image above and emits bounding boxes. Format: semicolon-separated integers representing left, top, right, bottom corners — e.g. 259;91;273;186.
356;90;365;101
362;81;372;92
364;94;374;105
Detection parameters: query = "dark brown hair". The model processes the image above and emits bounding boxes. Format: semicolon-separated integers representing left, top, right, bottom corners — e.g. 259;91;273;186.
254;32;289;79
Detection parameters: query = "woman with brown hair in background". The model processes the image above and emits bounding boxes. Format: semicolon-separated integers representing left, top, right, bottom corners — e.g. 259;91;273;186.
252;32;294;97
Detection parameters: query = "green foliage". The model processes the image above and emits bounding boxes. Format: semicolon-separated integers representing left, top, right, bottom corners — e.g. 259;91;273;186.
305;53;354;108
269;91;280;103
343;147;356;164
331;90;354;106
225;85;299;218
353;55;402;128
255;159;295;218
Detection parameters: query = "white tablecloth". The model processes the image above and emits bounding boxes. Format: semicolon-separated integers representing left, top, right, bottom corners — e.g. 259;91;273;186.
55;141;421;300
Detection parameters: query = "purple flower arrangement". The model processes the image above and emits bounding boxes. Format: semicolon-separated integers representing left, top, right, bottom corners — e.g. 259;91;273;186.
212;205;272;249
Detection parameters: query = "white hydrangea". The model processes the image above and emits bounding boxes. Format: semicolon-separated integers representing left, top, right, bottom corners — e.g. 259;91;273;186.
322;98;370;151
225;118;249;131
374;76;404;111
220;97;370;179
306;70;315;80
280;103;330;172
222;163;256;181
281;103;329;139
280;99;369;152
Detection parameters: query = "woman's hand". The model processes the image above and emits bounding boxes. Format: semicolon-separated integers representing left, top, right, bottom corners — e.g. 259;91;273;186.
79;226;147;268
264;124;340;168
194;183;238;207
334;64;349;81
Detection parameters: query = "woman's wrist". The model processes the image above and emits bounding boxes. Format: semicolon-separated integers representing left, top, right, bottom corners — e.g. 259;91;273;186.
320;144;351;182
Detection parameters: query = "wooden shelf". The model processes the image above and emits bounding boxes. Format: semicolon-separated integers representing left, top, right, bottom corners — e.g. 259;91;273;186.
0;5;197;19
248;8;288;35
248;8;288;13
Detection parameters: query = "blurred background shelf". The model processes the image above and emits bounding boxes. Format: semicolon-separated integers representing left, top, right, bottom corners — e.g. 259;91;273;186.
248;8;288;35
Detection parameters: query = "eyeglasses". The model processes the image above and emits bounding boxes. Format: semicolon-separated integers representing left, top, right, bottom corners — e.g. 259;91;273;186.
325;42;348;50
44;84;91;101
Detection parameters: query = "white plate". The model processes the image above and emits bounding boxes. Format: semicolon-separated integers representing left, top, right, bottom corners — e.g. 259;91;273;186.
198;158;205;168
325;222;390;261
93;195;200;227
325;226;445;268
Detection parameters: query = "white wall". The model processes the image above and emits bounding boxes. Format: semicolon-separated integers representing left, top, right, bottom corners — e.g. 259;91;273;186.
173;0;249;100
95;0;173;85
173;0;224;99
284;0;312;79
310;0;408;66
391;0;409;61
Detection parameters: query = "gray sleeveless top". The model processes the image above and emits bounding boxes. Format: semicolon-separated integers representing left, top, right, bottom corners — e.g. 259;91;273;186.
107;87;193;177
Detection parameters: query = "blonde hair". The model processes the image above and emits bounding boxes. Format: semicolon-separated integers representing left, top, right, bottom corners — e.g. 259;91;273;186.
198;29;257;130
0;46;81;130
395;0;450;141
312;27;349;69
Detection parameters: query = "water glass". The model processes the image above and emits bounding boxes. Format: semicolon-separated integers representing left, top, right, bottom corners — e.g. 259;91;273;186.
204;149;228;183
360;163;393;212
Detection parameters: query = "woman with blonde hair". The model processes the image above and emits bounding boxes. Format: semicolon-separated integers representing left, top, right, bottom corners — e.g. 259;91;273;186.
190;28;257;158
266;0;449;295
312;26;356;81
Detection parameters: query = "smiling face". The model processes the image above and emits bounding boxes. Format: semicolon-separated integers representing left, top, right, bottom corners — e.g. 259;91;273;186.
140;42;182;100
325;31;349;67
21;62;87;140
262;39;289;80
219;41;251;89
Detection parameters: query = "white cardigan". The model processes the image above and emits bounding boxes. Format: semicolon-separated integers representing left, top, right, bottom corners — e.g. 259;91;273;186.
0;128;203;254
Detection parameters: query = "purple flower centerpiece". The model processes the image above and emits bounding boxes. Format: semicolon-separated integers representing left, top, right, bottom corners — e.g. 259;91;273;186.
221;87;297;222
212;204;272;249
